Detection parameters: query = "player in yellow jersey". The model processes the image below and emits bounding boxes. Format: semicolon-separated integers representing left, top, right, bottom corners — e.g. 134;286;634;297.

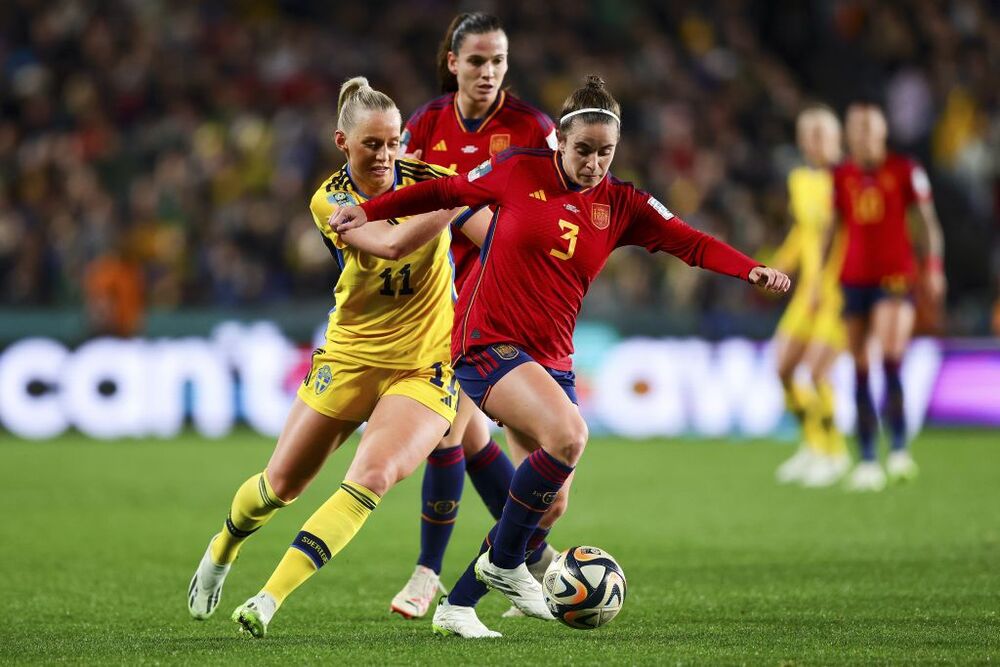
185;77;489;638
771;105;851;487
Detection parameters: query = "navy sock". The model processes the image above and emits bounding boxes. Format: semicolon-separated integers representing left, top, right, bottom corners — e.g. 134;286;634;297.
525;528;551;566
465;440;515;520
448;525;496;607
854;368;878;461
490;450;572;569
417;445;464;574
883;359;907;451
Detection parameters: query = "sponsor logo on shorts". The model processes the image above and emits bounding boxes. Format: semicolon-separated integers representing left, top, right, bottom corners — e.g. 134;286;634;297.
314;364;333;394
591;203;611;229
492;344;519;360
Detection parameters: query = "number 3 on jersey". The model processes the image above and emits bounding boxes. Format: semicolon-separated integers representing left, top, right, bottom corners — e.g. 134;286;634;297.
549;219;579;261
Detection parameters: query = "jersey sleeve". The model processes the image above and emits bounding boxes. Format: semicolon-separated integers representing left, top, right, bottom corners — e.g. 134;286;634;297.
903;159;933;205
310;189;360;250
535;113;558;149
618;190;761;281
361;152;519;222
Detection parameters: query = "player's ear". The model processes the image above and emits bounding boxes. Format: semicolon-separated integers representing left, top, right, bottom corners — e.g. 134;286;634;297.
447;51;459;76
555;130;567;153
334;130;349;154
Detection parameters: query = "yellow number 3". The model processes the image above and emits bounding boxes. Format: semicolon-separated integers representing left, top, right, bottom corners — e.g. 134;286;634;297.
549;219;579;261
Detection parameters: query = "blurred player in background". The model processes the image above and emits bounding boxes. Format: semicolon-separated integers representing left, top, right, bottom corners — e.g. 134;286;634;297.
330;75;791;637
828;101;946;492
187;77;489;638
771;106;851;488
391;12;561;620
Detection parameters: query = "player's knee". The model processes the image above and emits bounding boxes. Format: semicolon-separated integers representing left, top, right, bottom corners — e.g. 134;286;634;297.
542;414;588;467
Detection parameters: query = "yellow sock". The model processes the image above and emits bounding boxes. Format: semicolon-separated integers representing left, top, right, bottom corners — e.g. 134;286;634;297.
785;382;823;454
816;380;847;457
210;471;291;565
262;480;380;607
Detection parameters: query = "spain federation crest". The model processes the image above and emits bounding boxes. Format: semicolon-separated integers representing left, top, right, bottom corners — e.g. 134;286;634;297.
591;203;611;229
489;133;510;156
492;344;519;360
314;364;333;394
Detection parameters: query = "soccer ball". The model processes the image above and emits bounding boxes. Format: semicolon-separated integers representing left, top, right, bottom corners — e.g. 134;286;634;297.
542;546;626;629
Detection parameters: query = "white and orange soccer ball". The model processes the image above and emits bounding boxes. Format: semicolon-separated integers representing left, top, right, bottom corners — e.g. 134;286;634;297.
542;546;626;629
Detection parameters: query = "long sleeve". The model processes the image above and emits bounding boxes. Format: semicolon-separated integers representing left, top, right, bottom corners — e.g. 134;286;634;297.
619;193;761;281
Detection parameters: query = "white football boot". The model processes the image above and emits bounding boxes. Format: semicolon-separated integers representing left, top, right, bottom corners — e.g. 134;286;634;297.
187;536;231;620
775;445;818;484
845;461;887;492
431;596;502;638
887;450;919;483
800;453;851;488
474;551;553;620
390;565;446;619
502;544;558;618
232;591;278;638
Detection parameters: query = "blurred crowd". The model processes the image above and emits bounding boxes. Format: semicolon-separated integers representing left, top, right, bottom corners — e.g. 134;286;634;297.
0;0;997;337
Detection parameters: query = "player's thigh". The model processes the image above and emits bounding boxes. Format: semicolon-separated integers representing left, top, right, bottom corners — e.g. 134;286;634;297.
872;298;916;361
773;333;808;382
345;394;451;496
265;397;361;501
803;340;842;381
436;390;483;451
459;405;493;456
483;362;587;466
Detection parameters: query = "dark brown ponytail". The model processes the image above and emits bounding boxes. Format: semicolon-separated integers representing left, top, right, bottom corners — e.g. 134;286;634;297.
558;75;622;131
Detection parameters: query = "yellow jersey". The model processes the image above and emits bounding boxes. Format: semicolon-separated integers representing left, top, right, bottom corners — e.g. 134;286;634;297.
771;165;844;299
309;158;458;369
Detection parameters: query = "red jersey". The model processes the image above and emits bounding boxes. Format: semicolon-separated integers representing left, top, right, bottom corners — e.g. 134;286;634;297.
360;149;761;371
833;153;933;287
402;91;557;291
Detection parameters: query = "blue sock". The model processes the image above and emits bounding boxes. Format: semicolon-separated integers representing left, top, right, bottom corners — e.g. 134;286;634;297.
465;440;515;520
854;368;878;461
883;359;907;451
490;450;572;569
448;525;496;607
525;528;551;566
417;445;464;574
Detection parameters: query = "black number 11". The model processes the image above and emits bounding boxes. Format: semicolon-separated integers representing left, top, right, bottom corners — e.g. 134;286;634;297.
379;264;414;296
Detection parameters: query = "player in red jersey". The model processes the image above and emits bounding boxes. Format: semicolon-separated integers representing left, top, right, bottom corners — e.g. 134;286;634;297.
826;101;945;492
391;13;562;620
331;76;789;637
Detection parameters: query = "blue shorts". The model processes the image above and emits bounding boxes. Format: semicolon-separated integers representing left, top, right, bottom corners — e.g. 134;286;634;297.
454;344;577;415
842;283;913;317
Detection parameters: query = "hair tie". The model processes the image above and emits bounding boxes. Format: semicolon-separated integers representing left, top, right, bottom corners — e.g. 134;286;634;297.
559;107;621;126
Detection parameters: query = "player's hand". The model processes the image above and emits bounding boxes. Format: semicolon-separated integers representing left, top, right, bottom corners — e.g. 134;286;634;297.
328;205;369;233
405;149;423;160
749;266;791;293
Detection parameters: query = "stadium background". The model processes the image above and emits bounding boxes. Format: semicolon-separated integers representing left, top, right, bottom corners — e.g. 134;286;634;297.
1;2;998;664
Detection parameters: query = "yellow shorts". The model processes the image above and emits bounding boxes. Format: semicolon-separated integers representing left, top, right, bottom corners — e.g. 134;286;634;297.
297;349;458;424
777;291;846;349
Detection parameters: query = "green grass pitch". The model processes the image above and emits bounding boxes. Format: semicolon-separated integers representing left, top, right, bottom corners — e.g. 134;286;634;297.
0;429;997;665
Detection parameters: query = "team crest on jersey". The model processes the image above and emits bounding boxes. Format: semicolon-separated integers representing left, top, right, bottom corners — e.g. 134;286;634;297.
591;203;611;229
468;160;492;182
314;364;333;394
492;344;519;360
328;191;359;207
647;196;675;221
489;134;510;156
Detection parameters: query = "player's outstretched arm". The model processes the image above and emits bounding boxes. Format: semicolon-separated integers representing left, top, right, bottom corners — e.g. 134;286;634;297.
456;208;492;248
914;199;946;302
336;208;466;260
